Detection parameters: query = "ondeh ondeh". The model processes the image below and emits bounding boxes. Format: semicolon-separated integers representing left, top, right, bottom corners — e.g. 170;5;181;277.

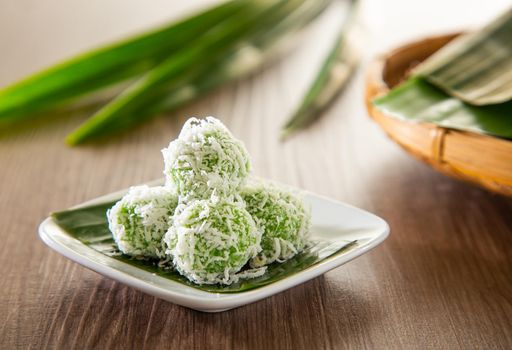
241;182;311;267
107;185;178;258
107;116;312;286
162;117;251;200
163;198;262;285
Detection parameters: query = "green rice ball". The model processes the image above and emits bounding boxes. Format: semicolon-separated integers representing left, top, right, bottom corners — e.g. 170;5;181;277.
163;198;261;285
162;117;251;199
108;185;178;258
241;183;311;267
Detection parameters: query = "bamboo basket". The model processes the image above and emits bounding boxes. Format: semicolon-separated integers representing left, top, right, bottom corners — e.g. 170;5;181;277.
365;33;512;197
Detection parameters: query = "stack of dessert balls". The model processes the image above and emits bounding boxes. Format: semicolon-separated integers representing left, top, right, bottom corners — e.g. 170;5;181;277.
108;117;310;285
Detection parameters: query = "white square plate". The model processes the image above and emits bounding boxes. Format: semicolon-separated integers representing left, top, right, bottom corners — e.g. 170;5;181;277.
39;182;389;312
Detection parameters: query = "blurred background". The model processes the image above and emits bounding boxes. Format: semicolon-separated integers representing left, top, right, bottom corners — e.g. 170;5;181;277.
0;0;510;197
1;0;510;85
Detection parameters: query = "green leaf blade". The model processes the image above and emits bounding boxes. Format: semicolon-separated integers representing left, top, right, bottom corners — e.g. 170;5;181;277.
281;0;360;138
373;77;512;138
0;0;250;122
66;0;333;145
140;0;335;123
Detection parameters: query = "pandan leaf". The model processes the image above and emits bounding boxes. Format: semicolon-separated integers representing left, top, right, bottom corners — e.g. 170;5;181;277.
66;0;332;145
281;0;360;138
0;1;250;124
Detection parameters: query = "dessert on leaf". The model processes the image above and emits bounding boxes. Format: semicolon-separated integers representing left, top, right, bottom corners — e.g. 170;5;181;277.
107;116;311;285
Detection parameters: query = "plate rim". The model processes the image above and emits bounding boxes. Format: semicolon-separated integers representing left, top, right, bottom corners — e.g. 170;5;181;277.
39;183;390;312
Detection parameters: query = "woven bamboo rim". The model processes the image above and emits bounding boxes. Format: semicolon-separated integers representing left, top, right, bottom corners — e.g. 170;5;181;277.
365;33;512;197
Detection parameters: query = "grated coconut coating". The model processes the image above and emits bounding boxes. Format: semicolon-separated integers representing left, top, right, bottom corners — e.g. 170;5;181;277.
107;185;178;258
162;117;251;200
163;198;262;285
241;182;311;267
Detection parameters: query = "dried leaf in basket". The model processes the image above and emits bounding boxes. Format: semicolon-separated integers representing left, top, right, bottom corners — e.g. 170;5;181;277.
414;8;512;105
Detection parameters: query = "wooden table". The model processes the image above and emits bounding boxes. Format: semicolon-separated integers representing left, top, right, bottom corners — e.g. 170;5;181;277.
1;1;511;348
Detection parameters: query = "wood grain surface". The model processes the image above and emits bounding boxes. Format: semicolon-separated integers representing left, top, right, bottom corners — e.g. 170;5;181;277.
1;0;511;349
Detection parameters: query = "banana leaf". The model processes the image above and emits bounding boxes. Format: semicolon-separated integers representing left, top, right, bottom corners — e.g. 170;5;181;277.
66;0;331;145
281;0;360;138
51;200;358;293
373;77;512;139
0;1;252;124
414;8;512;105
